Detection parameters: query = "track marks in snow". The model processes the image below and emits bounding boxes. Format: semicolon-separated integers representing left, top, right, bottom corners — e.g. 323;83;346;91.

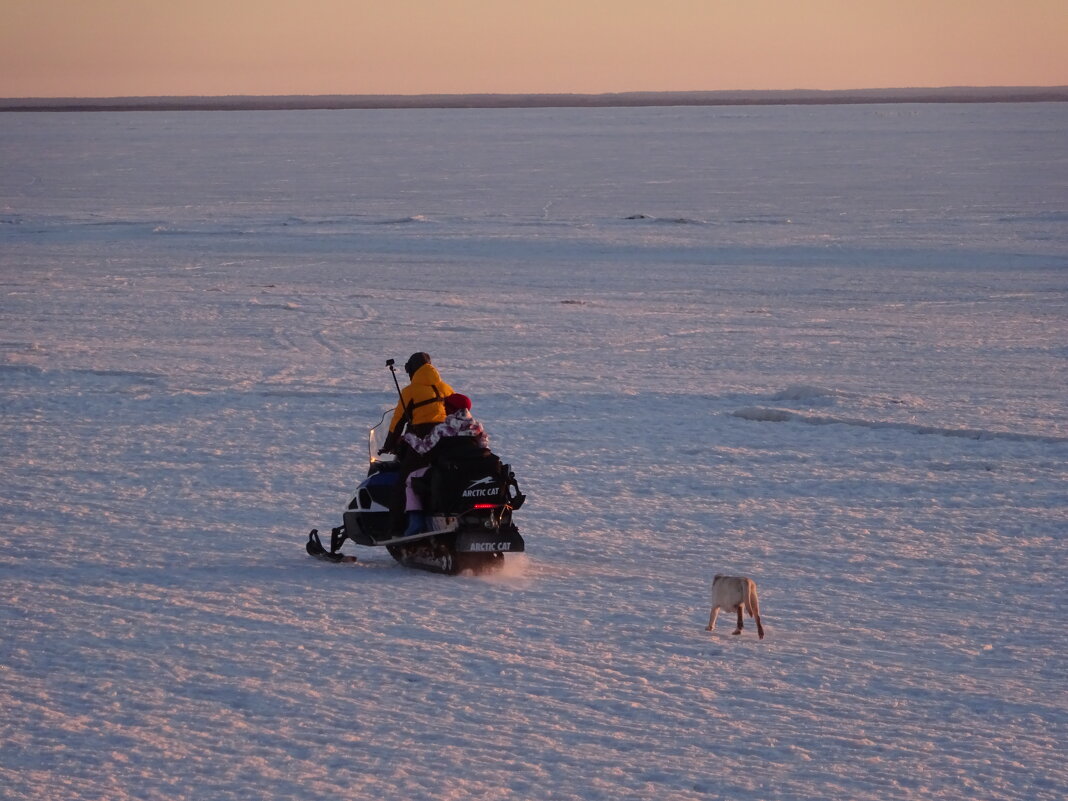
732;405;1068;443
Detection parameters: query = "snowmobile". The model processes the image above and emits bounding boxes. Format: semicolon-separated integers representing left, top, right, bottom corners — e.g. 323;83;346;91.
305;380;526;575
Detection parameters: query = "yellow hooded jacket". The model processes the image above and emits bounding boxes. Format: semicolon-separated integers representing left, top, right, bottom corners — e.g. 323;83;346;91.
388;363;454;436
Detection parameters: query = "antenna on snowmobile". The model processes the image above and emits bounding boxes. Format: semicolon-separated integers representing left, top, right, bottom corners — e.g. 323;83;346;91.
386;359;403;401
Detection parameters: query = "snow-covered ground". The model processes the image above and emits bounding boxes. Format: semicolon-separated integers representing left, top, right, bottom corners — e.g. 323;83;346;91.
2;103;1066;800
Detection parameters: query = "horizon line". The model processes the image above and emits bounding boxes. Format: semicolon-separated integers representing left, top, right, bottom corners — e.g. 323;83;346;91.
3;85;1067;112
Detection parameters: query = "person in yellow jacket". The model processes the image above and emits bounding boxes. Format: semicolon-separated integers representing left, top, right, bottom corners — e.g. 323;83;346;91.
380;352;455;456
380;352;454;534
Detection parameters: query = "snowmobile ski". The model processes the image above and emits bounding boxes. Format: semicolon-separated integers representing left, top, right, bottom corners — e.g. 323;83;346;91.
306;529;358;563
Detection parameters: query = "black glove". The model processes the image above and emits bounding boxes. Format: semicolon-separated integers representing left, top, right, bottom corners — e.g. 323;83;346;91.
379;430;398;455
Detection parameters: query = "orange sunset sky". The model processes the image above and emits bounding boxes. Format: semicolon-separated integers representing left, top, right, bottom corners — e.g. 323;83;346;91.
2;0;1066;98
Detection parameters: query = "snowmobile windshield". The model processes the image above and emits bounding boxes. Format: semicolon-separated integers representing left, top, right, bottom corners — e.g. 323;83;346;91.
368;408;396;465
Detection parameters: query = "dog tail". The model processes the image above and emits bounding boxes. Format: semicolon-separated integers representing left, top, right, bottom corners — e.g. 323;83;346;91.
744;579;759;619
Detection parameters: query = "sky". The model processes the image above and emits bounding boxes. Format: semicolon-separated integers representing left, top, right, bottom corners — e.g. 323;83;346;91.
2;0;1066;98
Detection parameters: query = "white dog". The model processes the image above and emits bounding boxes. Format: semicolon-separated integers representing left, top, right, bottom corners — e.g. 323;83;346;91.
706;575;765;639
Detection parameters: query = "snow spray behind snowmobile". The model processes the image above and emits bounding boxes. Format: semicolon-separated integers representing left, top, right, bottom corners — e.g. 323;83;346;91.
306;364;526;574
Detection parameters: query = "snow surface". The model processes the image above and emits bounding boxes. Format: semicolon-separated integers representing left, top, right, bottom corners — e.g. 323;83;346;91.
1;103;1066;801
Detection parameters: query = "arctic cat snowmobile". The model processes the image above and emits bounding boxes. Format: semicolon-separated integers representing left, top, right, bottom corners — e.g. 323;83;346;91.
306;408;526;575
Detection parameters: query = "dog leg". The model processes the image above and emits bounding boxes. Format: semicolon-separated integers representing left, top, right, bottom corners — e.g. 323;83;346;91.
706;606;720;631
732;606;744;635
747;583;765;640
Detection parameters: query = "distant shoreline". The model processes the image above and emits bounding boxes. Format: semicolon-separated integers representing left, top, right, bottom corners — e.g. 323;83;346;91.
2;86;1067;112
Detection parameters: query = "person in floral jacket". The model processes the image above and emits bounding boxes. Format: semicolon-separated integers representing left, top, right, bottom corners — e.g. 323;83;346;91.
402;393;488;455
400;393;488;535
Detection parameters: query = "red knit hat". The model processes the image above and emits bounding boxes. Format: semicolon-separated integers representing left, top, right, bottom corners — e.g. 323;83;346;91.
444;393;471;413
